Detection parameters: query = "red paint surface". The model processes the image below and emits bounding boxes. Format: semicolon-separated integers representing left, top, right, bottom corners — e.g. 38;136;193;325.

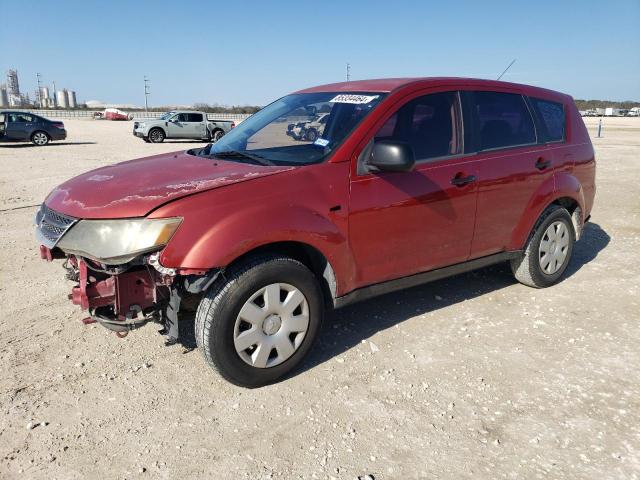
45;78;596;298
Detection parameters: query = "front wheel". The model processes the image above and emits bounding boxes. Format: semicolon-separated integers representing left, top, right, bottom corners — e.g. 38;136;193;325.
305;128;318;142
31;131;50;146
148;128;165;143
195;255;324;387
511;205;575;288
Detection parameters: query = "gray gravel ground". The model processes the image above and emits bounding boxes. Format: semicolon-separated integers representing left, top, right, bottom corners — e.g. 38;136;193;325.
0;117;638;479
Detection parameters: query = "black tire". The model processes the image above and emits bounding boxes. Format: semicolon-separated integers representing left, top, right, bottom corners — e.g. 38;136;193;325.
143;138;151;143
195;255;324;387
148;128;165;143
210;129;224;143
511;205;575;288
305;128;318;142
31;131;50;146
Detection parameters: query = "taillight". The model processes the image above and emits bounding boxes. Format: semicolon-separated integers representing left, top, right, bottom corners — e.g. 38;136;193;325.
52;123;65;129
231;122;236;129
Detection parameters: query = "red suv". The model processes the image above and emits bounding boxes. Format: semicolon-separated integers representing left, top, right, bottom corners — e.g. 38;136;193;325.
35;78;596;387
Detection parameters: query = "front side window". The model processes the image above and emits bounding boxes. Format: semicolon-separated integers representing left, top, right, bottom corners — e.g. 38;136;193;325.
176;113;189;122
374;91;462;161
200;92;385;166
471;91;536;150
530;97;565;142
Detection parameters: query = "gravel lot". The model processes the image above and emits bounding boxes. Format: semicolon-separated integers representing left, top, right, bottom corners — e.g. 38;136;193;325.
0;117;638;479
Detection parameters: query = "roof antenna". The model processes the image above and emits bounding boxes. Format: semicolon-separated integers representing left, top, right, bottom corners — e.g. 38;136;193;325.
497;59;516;80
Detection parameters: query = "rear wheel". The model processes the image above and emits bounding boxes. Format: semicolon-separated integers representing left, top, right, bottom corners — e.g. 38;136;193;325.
31;131;50;146
148;128;165;143
210;129;225;143
195;255;323;387
511;205;575;288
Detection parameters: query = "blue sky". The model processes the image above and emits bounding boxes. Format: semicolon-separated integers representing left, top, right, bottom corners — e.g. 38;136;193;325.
1;0;639;106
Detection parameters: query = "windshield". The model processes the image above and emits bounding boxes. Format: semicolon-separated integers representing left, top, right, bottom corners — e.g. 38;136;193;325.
159;112;175;120
196;92;385;166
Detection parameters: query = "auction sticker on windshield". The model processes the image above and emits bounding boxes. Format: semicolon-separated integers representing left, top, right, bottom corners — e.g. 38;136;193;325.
314;138;330;147
330;94;379;104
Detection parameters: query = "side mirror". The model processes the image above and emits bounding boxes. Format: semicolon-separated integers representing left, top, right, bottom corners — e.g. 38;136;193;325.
368;140;415;172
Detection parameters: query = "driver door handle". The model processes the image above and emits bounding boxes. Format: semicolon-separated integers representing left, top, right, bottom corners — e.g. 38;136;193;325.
451;174;476;186
535;157;552;170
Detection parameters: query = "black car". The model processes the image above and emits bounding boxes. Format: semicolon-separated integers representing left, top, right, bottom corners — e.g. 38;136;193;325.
0;111;67;146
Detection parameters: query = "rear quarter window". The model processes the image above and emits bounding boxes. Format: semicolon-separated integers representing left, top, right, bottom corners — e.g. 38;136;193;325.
530;97;565;142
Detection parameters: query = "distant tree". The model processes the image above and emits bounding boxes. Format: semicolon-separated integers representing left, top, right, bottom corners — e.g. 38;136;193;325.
574;99;640;110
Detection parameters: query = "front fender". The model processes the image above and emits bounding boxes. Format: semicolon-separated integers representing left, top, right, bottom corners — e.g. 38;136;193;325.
162;203;346;269
509;172;585;250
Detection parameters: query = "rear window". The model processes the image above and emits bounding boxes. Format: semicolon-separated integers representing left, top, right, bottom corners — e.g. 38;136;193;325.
471;91;536;150
530;97;565;142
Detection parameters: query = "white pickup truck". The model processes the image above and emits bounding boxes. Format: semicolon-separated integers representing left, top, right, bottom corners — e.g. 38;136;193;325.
133;111;236;143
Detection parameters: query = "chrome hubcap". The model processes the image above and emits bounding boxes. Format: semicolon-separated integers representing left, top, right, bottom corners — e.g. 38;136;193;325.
34;133;47;144
234;283;309;369
539;220;570;274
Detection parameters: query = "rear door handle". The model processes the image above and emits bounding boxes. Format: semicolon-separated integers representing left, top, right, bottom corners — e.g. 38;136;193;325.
451;174;476;186
535;158;551;170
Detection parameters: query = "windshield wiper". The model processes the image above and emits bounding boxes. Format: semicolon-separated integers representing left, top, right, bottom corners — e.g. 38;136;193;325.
211;150;275;166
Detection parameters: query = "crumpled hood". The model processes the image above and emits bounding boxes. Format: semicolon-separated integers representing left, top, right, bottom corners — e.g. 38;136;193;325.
45;151;292;219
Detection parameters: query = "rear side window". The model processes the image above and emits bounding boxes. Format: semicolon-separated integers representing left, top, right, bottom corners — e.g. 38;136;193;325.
374;91;462;161
530;97;565;142
471;91;536;150
187;113;203;122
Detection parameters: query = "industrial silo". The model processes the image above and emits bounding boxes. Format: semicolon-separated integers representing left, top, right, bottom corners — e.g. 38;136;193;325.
39;87;50;107
0;87;8;108
56;90;69;108
68;90;77;108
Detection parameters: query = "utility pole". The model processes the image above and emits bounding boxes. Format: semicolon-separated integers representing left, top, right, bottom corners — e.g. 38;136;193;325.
144;76;150;112
52;80;57;107
36;73;42;107
346;63;351;82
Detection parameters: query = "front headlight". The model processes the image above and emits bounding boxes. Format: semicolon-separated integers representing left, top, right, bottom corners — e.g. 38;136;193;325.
57;217;182;264
138;122;146;128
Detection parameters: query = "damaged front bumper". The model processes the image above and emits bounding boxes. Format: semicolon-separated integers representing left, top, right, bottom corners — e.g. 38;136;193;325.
35;204;219;340
39;246;219;339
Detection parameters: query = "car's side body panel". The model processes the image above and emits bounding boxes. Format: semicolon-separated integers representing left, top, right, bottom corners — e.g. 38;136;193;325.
143;79;595;298
38;77;596;313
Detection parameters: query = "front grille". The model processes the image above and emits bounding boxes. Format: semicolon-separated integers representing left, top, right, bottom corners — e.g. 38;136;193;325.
35;204;77;248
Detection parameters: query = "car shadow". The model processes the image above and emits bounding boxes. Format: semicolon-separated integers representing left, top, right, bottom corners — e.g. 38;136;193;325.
175;222;610;376
0;142;97;148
